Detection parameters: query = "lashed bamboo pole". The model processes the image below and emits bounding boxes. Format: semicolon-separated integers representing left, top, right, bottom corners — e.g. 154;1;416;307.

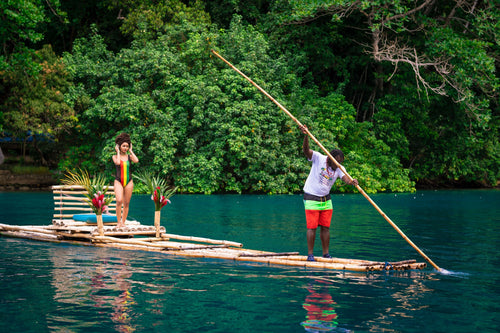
0;223;427;271
162;233;243;247
0;230;59;241
239;251;300;257
164;244;230;251
211;49;441;272
154;211;161;238
92;235;182;250
96;214;104;236
0;224;56;235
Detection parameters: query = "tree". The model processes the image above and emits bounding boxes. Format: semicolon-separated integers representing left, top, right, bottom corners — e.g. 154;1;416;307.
105;0;210;41
1;45;76;165
270;0;499;187
281;0;499;118
61;13;415;193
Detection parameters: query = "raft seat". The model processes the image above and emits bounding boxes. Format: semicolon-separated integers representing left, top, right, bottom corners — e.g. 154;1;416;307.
51;185;159;238
52;185;118;226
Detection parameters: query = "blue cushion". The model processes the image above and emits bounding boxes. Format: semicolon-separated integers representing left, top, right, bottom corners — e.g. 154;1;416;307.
72;214;117;223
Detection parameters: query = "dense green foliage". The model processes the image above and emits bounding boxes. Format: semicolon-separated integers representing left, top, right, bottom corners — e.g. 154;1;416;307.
1;0;498;193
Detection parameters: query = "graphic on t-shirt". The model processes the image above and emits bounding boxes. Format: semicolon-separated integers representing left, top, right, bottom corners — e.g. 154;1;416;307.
318;167;334;187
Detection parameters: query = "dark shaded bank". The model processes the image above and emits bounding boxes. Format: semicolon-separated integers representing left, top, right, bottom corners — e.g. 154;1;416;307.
0;170;497;193
0;170;57;191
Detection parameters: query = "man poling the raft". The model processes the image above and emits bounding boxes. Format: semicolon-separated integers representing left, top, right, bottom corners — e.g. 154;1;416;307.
300;125;359;262
210;49;444;273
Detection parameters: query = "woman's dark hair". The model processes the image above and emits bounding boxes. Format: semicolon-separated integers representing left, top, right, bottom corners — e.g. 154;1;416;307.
115;133;131;146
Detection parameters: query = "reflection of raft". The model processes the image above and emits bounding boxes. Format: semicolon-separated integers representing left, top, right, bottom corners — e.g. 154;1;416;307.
0;185;427;272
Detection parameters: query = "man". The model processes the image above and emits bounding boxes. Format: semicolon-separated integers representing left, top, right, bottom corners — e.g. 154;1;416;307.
300;125;358;261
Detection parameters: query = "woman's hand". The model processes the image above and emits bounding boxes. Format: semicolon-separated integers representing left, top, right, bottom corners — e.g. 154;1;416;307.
115;144;120;154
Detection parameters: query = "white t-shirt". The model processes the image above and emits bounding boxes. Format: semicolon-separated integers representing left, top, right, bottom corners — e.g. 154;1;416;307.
303;151;345;197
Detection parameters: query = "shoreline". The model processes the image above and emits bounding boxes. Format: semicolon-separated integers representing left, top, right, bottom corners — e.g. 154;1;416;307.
0;170;57;191
0;170;497;193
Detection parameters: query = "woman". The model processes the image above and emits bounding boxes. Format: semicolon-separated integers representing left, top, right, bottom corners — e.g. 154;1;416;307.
112;133;139;227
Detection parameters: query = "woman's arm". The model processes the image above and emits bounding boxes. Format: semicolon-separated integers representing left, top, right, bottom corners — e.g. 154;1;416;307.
129;143;139;163
112;145;120;165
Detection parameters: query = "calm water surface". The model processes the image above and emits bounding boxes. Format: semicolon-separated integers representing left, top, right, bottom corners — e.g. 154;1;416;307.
0;190;498;332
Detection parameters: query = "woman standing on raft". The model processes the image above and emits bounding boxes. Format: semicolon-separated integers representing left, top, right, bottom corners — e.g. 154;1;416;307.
112;133;139;227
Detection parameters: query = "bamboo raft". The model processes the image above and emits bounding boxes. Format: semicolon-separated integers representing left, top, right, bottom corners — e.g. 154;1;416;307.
0;185;427;272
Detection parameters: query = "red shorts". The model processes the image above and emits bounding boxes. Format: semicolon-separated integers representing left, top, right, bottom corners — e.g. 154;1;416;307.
305;209;333;229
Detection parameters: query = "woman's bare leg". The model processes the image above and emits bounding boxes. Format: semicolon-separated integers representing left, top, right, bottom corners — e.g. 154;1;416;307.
121;180;134;225
114;180;124;227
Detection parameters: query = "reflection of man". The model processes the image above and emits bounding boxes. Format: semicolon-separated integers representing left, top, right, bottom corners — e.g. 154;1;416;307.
301;282;337;332
301;280;352;332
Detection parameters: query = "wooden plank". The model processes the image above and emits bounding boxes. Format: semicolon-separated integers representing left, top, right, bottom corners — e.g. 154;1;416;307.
54;207;95;211
53;190;93;195
52;185;115;190
53;201;117;206
53;198;89;203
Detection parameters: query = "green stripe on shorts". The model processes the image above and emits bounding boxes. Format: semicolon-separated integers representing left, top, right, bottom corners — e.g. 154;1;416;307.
304;199;333;210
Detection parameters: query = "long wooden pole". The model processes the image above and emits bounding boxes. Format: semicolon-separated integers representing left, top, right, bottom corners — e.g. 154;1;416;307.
211;49;442;272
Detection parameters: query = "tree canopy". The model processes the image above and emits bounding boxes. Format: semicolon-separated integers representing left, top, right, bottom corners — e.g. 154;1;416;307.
1;0;498;192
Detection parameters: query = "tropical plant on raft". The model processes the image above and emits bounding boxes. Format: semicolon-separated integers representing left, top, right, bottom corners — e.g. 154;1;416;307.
133;171;178;211
62;169;114;215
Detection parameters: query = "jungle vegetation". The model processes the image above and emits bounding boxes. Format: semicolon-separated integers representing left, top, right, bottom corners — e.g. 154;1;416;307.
1;0;498;194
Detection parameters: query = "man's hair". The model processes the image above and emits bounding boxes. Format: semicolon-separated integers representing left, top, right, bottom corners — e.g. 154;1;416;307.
115;133;131;146
329;149;344;161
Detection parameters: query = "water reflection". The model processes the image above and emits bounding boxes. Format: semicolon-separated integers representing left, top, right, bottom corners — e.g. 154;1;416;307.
299;270;434;332
301;279;351;332
92;260;135;332
48;246;138;332
1;190;498;332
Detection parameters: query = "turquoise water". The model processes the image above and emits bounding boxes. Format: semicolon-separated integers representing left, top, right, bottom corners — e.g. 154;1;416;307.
0;190;498;332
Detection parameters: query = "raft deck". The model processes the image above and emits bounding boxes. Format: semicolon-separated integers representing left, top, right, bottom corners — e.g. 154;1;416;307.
0;185;427;272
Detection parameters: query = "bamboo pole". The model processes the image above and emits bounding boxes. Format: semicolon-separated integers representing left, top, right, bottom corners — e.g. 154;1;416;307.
0;224;56;236
161;233;243;247
92;235;182;250
164;244;231;251
154;210;161;238
211;49;442;272
0;223;426;271
0;230;59;241
96;214;104;236
238;251;300;257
